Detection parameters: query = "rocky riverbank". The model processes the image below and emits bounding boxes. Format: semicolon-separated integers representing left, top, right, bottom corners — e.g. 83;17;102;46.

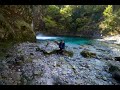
98;35;120;45
0;41;120;85
96;35;120;57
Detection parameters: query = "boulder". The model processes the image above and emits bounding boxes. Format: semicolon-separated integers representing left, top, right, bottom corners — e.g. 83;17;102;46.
109;65;120;73
80;50;96;58
39;42;59;54
42;49;73;57
109;64;120;81
36;42;73;57
112;71;120;82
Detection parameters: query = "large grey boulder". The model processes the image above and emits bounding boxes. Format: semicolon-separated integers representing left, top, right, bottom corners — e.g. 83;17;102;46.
38;41;59;54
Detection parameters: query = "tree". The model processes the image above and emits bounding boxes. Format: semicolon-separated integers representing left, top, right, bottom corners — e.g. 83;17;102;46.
99;5;117;35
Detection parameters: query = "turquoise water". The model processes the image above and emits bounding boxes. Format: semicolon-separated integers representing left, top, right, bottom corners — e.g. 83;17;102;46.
36;34;95;47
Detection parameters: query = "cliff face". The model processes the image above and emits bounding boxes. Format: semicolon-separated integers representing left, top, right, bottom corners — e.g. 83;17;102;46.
0;5;36;42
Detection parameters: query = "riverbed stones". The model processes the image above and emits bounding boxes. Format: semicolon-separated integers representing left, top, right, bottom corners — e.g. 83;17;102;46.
0;41;120;85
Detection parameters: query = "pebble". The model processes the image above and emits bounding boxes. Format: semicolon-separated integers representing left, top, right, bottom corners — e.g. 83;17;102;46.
103;76;107;81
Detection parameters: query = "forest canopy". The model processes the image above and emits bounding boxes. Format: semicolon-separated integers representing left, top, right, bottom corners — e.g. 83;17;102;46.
33;5;120;37
0;5;120;42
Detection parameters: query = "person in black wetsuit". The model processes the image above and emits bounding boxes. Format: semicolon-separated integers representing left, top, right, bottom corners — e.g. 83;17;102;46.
58;40;65;55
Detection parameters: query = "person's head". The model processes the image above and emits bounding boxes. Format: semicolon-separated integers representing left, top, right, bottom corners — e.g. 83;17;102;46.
60;40;64;43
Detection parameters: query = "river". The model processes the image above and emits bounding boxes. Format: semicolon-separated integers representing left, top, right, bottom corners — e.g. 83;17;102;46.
36;34;96;47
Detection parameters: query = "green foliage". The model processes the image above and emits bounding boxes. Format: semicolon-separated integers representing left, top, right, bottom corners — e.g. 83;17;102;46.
76;17;89;27
60;5;73;17
103;5;113;17
1;5;120;41
46;5;60;18
43;16;57;29
40;5;108;36
99;5;120;35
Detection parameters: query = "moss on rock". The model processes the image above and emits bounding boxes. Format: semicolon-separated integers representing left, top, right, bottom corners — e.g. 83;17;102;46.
0;6;36;42
109;65;120;73
14;20;36;42
63;50;73;57
80;50;96;58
